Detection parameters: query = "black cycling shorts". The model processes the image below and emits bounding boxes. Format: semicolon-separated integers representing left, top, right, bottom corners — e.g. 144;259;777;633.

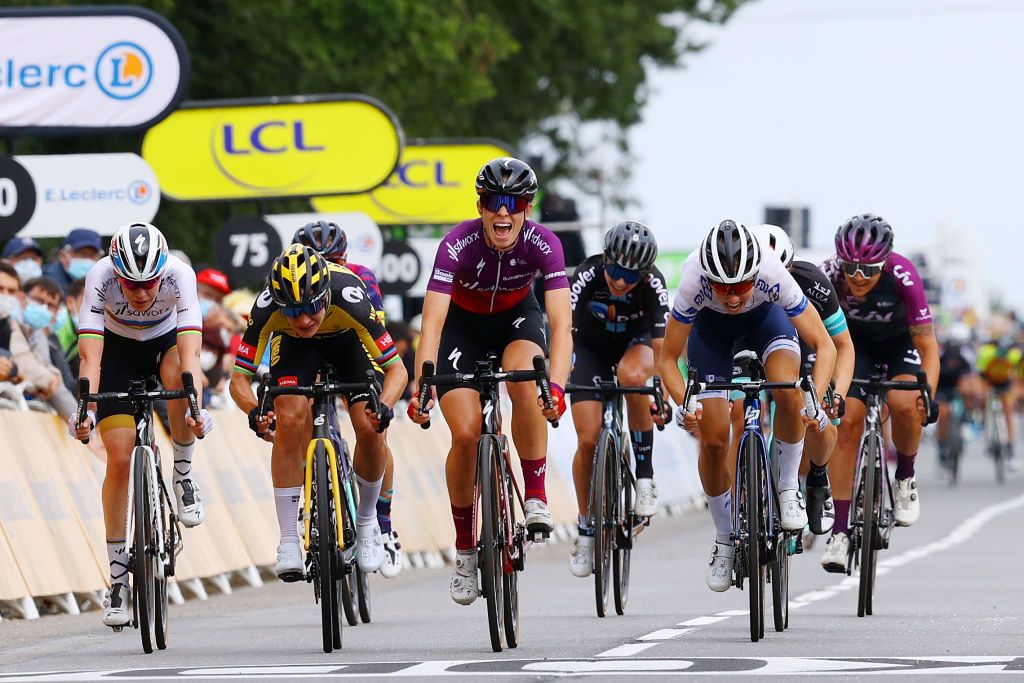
568;334;651;404
850;332;922;402
436;293;547;398
270;332;383;405
97;329;178;423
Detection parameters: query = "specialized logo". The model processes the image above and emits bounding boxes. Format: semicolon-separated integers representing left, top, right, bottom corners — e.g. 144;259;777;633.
134;233;147;255
476;258;486;277
448;347;462;370
341;286;364;304
513;316;526;329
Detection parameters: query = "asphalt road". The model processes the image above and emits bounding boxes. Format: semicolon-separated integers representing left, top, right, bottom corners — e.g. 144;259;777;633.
1;436;1022;681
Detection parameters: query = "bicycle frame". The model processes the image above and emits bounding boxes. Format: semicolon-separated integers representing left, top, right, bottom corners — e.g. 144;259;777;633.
123;400;174;582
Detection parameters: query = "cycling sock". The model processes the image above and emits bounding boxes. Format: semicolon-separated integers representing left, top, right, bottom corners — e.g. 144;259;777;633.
707;491;733;544
806;462;829;488
356;474;384;527
172;439;196;485
832;499;851;535
452;504;474;551
522;457;547;503
578;513;593;536
106;540;128;585
631;429;654;479
274;486;302;543
895;450;917;480
776;438;805;491
376;488;394;534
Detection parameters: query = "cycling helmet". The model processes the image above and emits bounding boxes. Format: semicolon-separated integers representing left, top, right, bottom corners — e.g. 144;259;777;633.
292;220;347;260
699;220;761;284
948;322;972;346
475;157;538;201
835;213;893;263
604;221;658;271
109;222;168;281
752;224;794;268
268;244;331;308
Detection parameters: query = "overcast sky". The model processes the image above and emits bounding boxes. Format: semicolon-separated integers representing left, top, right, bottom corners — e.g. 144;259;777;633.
597;0;1022;308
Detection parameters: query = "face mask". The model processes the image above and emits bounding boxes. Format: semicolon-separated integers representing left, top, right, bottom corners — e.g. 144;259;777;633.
55;306;69;329
23;302;53;330
199;297;214;318
0;294;22;323
13;259;42;282
199;349;218;372
67;257;96;280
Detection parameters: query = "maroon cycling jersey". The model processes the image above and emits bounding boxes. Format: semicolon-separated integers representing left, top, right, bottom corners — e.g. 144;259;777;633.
822;251;932;343
426;218;569;314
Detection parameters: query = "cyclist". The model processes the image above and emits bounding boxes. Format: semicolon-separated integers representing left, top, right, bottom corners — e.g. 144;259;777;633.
565;221;670;578
656;220;837;593
975;328;1021;468
407;157;571;605
936;322;977;470
292;220;403;578
68;222;213;627
229;245;408;582
819;214;939;573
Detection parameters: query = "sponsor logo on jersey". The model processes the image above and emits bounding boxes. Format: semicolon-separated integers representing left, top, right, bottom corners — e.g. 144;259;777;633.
919;307;930;319
375;332;394;351
476;258;486;277
256;288;274;308
810;281;832;302
544;270;566;280
341;286;364;303
446;231;480;263
892;263;915;287
433;268;454;284
755;278;781;302
237;342;254;358
278;375;298;387
521;225;553;256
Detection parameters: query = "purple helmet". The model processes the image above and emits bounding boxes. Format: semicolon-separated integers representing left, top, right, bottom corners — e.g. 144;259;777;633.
835;214;893;263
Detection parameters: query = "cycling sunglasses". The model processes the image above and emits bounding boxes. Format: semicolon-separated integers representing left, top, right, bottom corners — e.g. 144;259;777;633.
480;193;530;214
119;276;160;291
604;262;644;285
710;279;755;296
839;259;886;278
281;297;328;319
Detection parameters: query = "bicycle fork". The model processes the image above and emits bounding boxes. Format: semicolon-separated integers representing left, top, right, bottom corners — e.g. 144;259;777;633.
303;437;346;552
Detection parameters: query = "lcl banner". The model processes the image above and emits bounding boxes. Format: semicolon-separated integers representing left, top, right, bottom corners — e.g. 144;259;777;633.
142;95;404;202
0;6;189;133
312;139;514;225
0;153;160;241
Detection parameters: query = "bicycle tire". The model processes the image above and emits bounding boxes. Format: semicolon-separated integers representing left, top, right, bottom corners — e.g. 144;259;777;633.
479;435;504;652
133;448;155;654
770;536;789;632
356;563;371;624
500;439;520;648
154;472;170;650
341;573;358;626
858;434;879;618
744;436;765;642
995;444;1006;484
592;430;615;618
613;446;632;616
314;441;340;652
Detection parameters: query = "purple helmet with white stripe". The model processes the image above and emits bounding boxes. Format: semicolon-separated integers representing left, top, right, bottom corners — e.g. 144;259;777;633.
835;214;893;263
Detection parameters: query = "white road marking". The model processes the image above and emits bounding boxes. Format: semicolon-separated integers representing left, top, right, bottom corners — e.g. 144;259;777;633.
638;628;694;640
678;615;729;626
596;643;658;657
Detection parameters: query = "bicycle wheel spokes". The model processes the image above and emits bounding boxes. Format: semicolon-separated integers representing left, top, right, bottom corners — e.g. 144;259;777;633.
133;448;155;654
592;432;614;618
479;436;504;652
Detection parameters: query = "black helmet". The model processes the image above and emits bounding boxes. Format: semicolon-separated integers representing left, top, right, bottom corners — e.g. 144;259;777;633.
475;157;538;201
699;220;761;284
604;221;658;271
268;244;331;308
292;220;347;260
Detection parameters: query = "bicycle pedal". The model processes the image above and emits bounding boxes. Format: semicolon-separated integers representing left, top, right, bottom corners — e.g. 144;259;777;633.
531;531;550;543
110;626;124;633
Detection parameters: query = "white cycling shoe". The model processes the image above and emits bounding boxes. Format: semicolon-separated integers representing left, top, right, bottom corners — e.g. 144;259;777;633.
275;539;304;582
569;534;594;577
174;478;205;528
102;583;131;627
450;551;479;605
356;521;385;573
524;498;553;539
706;542;734;592
634;478;659;517
821;532;850;574
894;476;920;526
778;488;808;531
379;530;403;579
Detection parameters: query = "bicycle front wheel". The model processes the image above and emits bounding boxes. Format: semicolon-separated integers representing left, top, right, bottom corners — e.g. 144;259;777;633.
133;448;156;654
857;434;880;618
314;442;340;652
154;471;170;650
500;439;520;649
592;430;615;617
744;436;765;642
478;435;504;652
613;449;633;616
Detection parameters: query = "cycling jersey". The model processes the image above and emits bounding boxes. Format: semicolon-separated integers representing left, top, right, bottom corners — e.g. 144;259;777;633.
426;219;569;314
346;262;385;313
976;341;1021;386
233;263;398;377
822;252;932;343
569;254;671;339
790;260;847;338
78;255;202;342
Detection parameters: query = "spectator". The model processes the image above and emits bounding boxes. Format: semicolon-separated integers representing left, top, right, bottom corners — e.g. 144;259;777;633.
43;227;104;294
56;278;86;376
197;268;232;311
0;263;62;403
1;236;45;284
23;276;77;393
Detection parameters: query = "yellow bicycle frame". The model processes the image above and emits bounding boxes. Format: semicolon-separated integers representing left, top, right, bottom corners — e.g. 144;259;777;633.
302;436;346;552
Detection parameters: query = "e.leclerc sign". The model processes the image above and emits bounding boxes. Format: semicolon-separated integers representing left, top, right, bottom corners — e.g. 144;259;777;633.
312;139;513;225
0;6;189;133
142;95;404;202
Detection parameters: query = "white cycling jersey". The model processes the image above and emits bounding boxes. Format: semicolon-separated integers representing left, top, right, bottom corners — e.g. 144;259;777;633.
79;254;202;341
671;247;808;324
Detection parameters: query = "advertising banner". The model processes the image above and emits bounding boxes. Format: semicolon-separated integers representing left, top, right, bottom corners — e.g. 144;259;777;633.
0;153;159;241
312;139;513;225
0;6;189;133
143;95;403;202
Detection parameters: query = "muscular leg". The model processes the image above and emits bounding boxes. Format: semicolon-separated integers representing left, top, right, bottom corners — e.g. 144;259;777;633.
618;344;655;477
441;388;482;551
502;340;551;510
571;400;601;518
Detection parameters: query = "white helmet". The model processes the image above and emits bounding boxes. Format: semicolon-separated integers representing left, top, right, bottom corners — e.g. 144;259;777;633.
110;222;169;281
948;322;971;345
699;220;761;284
752;224;794;268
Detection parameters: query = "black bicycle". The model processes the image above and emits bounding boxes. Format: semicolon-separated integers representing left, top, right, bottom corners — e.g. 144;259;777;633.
418;354;555;653
565;377;666;618
75;372;202;654
256;367;382;653
683;352;819;641
846;366;930;618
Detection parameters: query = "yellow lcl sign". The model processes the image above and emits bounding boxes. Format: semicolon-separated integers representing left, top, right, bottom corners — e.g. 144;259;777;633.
142;95;403;201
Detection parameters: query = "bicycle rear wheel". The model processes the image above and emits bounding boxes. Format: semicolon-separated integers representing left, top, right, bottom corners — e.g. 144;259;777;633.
500;440;520;648
857;434;880;618
133;448;156;654
479;435;504;652
341;573;358;626
613;449;633;616
592;430;615;618
314;442;340;652
356;564;371;623
154;471;170;650
744;437;765;642
770;537;789;632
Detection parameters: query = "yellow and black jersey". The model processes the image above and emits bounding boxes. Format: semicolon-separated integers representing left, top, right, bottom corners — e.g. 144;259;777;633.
233;264;398;376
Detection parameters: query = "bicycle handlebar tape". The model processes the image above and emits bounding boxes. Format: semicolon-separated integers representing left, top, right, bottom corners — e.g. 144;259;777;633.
418;361;434;430
77;377;90;445
652;375;666;432
257;372;273;421
182;372;204;440
533;355;558;428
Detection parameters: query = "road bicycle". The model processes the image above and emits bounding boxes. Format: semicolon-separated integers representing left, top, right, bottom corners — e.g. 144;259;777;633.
937;394;966;486
564;377;666;618
256;367;382;653
418;354;555;653
75;372;201;654
984;388;1010;484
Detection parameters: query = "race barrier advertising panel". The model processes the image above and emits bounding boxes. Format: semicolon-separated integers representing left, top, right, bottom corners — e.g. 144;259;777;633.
0;6;189;133
142;95;404;202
